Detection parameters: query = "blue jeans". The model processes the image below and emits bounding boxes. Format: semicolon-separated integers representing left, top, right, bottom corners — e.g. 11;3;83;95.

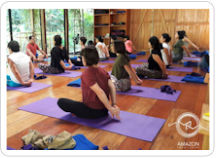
7;75;22;87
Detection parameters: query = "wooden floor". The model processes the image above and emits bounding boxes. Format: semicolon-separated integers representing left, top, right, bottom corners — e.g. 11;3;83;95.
7;54;208;150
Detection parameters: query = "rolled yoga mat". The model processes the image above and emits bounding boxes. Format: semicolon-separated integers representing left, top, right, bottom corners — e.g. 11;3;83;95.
19;97;166;142
34;68;82;78
117;86;181;102
7;82;51;93
131;64;193;72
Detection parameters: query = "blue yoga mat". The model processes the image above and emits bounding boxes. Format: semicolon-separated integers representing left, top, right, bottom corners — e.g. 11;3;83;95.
19;97;166;142
7;134;98;150
67;78;81;87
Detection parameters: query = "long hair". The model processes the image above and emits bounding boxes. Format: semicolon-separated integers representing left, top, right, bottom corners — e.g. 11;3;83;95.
149;36;162;50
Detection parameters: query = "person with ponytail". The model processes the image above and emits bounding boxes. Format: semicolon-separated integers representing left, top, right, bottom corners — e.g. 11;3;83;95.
172;31;191;63
136;36;168;79
111;40;142;92
160;33;172;68
38;35;73;74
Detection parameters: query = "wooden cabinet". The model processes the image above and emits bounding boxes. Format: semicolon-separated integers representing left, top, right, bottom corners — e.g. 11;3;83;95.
94;9;130;45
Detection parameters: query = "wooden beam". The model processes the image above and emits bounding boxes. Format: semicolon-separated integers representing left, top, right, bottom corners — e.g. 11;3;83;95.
40;9;47;53
151;9;154;36
8;9;13;41
64;9;69;55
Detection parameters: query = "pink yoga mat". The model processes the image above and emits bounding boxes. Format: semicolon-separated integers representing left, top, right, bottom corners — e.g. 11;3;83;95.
131;64;193;72
34;68;82;78
19;97;166;142
7;82;51;93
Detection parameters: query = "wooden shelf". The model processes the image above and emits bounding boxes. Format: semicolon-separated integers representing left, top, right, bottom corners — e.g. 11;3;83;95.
94;25;110;28
94;14;109;16
110;13;126;16
94;9;130;45
111;25;126;27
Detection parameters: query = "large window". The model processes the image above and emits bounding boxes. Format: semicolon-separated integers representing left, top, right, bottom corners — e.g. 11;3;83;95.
68;9;94;53
11;9;32;52
45;9;65;54
8;9;42;53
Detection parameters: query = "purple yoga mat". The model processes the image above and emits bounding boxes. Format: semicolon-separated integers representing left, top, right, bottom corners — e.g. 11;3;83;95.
7;82;51;93
148;75;185;83
19;97;166;142
7;146;15;150
118;86;181;101
167;66;193;72
136;59;148;63
183;57;201;62
101;60;115;64
131;64;193;72
34;68;82;78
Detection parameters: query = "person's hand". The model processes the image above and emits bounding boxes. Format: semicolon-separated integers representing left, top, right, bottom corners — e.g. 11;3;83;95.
68;64;73;70
136;78;143;85
22;80;33;87
162;73;168;79
33;56;37;62
109;105;120;120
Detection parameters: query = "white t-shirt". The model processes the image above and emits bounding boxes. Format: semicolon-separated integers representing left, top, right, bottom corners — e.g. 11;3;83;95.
8;52;31;84
162;43;171;66
96;42;106;59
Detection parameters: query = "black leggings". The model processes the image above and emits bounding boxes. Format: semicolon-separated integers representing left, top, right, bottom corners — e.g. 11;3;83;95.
57;98;108;119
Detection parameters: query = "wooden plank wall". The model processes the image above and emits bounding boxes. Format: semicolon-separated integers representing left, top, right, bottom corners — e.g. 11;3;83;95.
129;9;209;52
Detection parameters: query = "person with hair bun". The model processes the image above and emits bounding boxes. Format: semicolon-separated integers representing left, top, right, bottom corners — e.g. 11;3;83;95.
38;35;73;74
136;36;167;79
181;30;200;52
172;31;190;63
58;46;120;120
160;33;172;68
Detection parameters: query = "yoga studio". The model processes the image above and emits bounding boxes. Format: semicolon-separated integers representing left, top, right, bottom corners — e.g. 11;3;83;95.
5;8;210;152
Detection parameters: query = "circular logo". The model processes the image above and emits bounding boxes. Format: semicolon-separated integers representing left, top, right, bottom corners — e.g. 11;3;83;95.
175;112;200;138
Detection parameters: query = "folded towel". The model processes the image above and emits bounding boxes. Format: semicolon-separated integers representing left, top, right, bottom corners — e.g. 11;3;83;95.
181;75;204;84
67;78;81;87
136;51;146;55
184;61;198;67
129;54;137;60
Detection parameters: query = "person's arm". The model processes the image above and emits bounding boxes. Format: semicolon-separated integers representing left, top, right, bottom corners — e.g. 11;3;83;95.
26;48;36;61
108;79;116;106
124;64;142;85
8;59;32;86
152;54;167;76
182;45;191;57
38;48;47;57
90;83;120;120
59;60;73;70
104;45;110;58
184;37;199;51
29;61;34;80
